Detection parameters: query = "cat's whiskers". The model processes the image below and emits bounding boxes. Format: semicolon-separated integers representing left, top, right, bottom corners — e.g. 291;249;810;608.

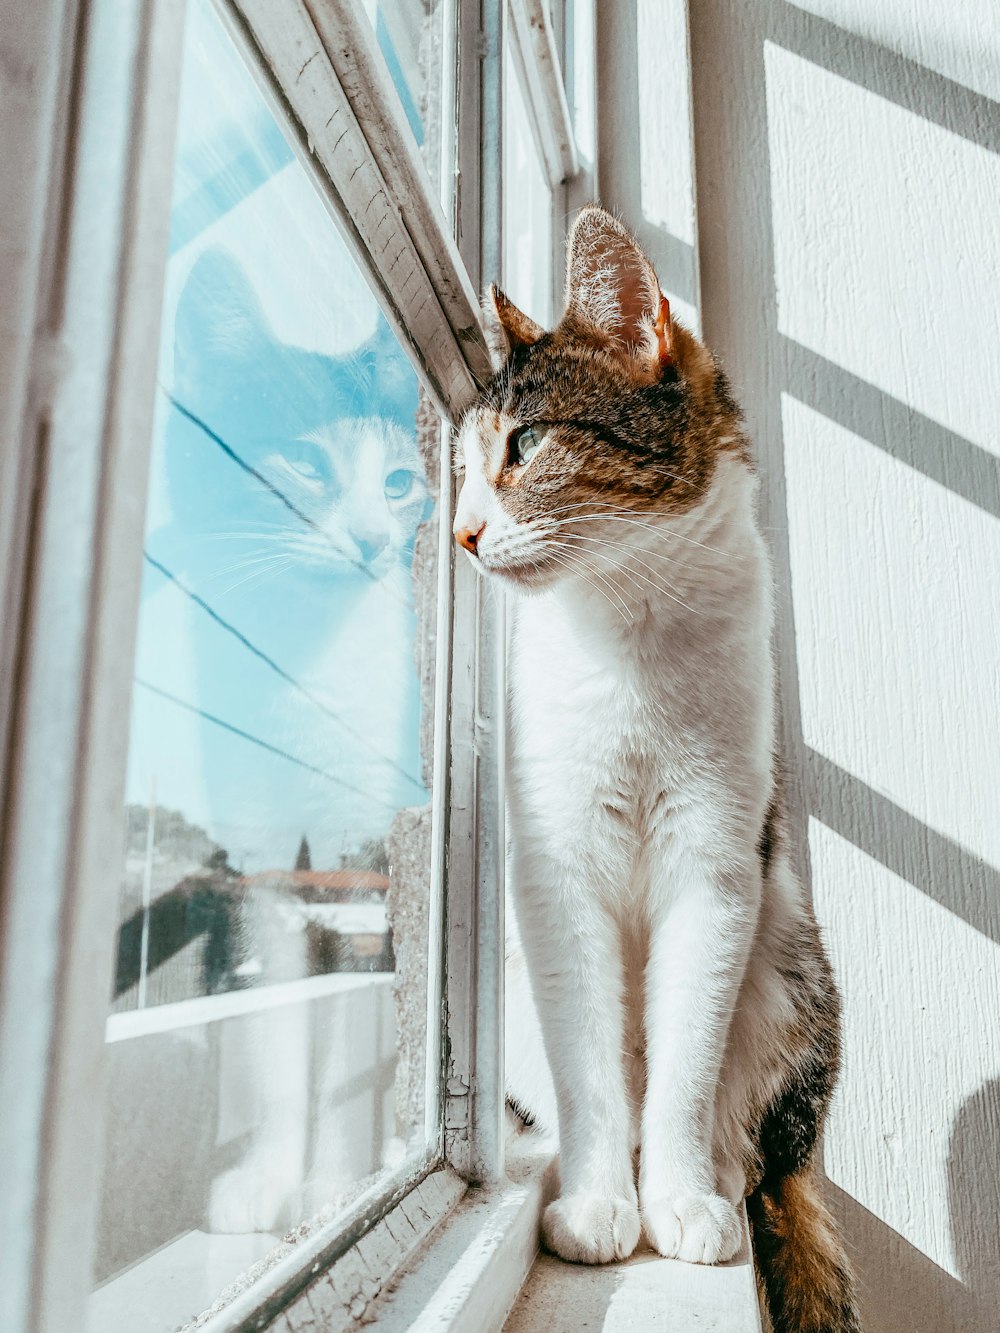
548;553;631;624
216;553;296;598
549;518;694;571
547;541;632;621
551;529;697;596
544;502;737;560
549;530;698;613
551;534;699;616
197;552;296;591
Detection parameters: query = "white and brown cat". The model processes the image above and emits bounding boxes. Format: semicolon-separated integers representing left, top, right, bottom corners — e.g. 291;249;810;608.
454;207;859;1333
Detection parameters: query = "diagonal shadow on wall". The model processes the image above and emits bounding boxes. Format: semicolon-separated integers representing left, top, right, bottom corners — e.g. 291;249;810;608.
948;1078;1000;1315
825;1180;986;1333
768;1;1000;156
688;5;1000;1330
781;339;1000;522
804;749;1000;946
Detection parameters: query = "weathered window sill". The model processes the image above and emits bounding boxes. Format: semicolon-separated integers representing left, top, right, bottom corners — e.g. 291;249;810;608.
267;1136;762;1333
505;1207;762;1333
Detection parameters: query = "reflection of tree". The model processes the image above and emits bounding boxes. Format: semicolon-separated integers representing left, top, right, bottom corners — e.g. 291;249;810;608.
125;801;225;867
295;835;312;870
340;837;390;875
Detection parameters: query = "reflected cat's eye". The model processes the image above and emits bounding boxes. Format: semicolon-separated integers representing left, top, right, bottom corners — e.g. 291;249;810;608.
508;424;544;467
289;459;321;481
385;468;416;500
281;442;332;489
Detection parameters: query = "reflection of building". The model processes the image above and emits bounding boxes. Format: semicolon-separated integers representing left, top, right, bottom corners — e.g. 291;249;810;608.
114;865;394;1013
241;870;394;972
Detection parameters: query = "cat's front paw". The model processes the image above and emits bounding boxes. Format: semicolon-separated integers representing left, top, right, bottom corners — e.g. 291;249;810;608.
207;1165;295;1234
543;1193;641;1265
641;1192;741;1264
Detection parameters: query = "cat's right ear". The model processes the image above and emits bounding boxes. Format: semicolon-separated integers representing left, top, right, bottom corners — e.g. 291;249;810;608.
486;284;544;362
174;249;269;391
563;206;671;376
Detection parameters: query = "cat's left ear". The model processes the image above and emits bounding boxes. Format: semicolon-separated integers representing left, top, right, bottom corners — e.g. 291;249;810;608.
564;206;673;376
486;284;544;361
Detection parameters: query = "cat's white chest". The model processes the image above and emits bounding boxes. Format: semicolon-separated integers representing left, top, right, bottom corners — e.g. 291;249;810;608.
508;595;686;853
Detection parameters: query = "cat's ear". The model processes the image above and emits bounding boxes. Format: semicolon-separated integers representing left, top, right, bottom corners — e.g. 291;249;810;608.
486;284;544;360
174;248;269;390
564;206;672;374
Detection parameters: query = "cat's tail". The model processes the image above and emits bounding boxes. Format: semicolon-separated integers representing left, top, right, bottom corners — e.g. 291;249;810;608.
747;1166;862;1333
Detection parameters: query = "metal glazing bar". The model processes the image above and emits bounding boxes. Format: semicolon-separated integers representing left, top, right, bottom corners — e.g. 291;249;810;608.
444;0;507;1190
508;0;579;189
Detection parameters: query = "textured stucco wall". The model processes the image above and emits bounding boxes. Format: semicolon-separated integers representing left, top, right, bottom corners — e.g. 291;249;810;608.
679;3;1000;1329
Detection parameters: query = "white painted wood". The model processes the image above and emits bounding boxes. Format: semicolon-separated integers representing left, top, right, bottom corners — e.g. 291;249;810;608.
594;0;701;331
443;0;508;1188
687;3;1000;1330
197;1164;460;1333
0;0;76;783
367;1150;557;1332
275;1169;467;1330
225;0;492;422
0;5;188;1331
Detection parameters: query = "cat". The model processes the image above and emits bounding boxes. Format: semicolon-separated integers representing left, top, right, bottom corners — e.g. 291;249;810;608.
454;207;860;1333
137;247;431;1233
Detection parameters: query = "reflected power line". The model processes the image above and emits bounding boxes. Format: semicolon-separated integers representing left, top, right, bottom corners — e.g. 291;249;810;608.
164;390;398;593
134;677;397;807
143;551;423;792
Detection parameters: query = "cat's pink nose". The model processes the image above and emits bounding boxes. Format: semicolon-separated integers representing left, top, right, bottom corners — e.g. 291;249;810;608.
356;530;389;564
455;521;486;555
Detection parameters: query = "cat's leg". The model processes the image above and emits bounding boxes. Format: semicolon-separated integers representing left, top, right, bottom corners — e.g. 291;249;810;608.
505;893;559;1138
513;848;641;1264
639;849;759;1264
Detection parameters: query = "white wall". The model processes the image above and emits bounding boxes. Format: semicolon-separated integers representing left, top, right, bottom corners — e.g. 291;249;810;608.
684;3;1000;1329
600;3;1000;1328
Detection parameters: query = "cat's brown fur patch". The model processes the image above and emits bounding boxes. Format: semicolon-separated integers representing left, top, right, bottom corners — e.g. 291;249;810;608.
468;314;748;526
748;1169;862;1333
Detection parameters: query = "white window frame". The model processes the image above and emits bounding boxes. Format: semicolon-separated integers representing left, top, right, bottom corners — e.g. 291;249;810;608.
0;1;581;1329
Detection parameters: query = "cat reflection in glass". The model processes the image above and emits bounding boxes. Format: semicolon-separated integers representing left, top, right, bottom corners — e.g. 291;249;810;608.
145;248;430;1231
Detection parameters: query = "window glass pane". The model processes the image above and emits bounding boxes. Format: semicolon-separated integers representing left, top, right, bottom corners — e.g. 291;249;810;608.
89;2;442;1328
504;42;555;325
360;1;444;178
564;0;596;170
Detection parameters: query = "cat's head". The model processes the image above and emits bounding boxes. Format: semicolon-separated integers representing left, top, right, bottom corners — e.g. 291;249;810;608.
453;207;745;590
168;248;428;582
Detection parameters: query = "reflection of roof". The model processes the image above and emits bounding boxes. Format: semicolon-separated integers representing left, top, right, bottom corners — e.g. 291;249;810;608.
245;869;389;889
241;869;390;901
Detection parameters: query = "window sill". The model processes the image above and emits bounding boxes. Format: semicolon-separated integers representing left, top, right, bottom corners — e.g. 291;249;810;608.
270;1134;762;1333
505;1208;763;1333
263;1140;555;1332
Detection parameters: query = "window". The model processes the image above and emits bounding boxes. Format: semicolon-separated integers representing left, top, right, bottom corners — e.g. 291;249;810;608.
0;2;580;1329
90;5;442;1326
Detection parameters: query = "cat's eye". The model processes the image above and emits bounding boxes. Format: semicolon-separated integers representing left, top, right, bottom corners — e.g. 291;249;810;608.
278;442;332;490
289;459;321;481
385;468;416;500
508;424;544;468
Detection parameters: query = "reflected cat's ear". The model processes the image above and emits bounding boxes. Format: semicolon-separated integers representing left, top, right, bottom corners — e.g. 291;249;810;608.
174;248;269;390
564;206;671;376
486;284;544;361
